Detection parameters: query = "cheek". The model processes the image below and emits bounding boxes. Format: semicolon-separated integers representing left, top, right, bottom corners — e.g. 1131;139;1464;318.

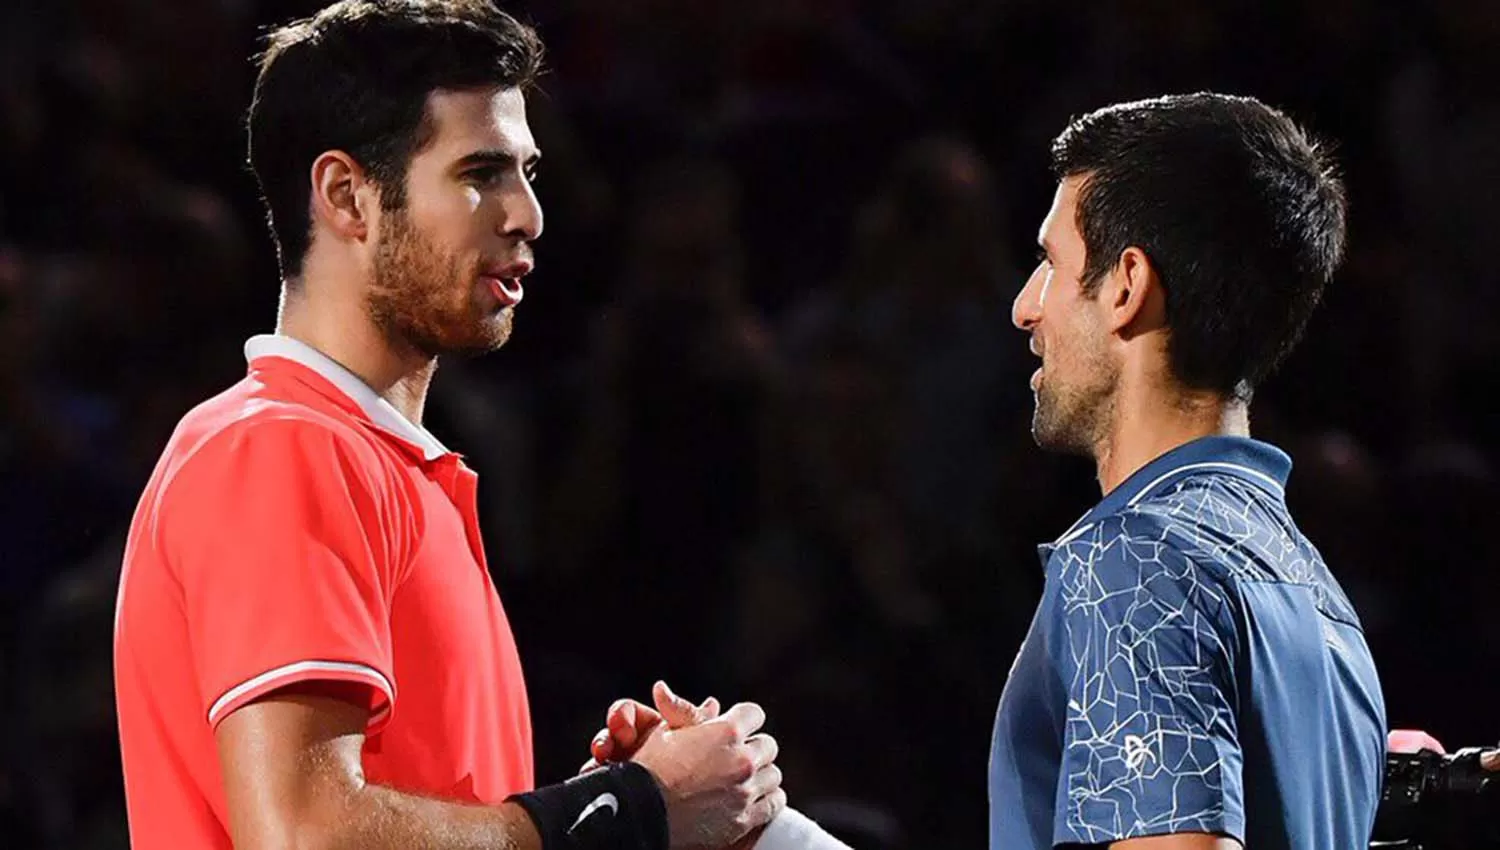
1045;318;1091;377
413;182;485;236
1074;316;1114;377
412;203;480;267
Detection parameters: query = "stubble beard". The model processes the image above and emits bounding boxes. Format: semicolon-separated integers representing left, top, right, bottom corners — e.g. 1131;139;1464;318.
1031;354;1117;459
367;209;513;361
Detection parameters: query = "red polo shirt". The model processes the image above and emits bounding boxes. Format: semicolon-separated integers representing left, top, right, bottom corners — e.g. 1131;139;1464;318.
114;335;533;848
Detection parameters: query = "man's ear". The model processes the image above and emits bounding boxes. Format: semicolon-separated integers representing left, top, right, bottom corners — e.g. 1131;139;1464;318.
308;150;377;246
1102;245;1165;337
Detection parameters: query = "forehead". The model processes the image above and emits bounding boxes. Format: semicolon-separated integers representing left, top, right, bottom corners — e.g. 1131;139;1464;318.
1039;175;1085;245
419;87;536;160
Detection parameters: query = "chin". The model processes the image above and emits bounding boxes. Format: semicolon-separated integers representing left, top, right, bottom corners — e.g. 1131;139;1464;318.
421;320;513;360
488;311;515;346
1031;426;1092;457
469;314;515;354
1031;400;1091;457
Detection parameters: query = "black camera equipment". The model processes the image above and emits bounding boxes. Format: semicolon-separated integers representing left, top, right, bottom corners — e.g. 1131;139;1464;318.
1370;745;1498;849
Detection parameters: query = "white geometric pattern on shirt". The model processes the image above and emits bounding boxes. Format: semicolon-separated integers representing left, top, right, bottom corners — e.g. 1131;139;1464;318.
1051;473;1318;843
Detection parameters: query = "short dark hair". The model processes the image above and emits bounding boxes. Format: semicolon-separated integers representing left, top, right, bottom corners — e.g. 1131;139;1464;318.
1051;92;1347;399
247;0;543;278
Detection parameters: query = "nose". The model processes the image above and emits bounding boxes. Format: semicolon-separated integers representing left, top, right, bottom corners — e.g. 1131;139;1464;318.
1012;263;1045;332
501;178;544;243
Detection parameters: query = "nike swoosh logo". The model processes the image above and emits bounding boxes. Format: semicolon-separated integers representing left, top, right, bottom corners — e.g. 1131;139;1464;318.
567;792;620;834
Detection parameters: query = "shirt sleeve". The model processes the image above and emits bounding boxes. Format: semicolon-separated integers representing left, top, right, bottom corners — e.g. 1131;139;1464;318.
162;417;408;732
754;808;854;850
1048;518;1245;846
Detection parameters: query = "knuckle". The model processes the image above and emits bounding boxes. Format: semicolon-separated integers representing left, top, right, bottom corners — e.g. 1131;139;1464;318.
758;733;780;761
772;789;788;813
732;752;756;782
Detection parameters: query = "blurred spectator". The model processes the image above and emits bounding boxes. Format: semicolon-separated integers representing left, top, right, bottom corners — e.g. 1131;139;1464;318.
548;157;778;699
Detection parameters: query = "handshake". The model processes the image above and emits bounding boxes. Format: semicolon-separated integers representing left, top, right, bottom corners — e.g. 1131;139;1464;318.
577;681;787;850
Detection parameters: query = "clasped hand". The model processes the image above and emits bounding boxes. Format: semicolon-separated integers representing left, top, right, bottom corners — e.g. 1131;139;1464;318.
582;681;785;850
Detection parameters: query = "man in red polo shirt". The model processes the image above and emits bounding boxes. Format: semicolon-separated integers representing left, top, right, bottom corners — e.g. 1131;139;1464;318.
112;3;783;849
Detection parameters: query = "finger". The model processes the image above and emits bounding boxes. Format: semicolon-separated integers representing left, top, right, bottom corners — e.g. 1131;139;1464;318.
746;787;788;830
747;762;783;799
652;680;702;728
591;728;614;762
1482;749;1500;771
607;702;638;750
698;696;721;721
744;732;779;769
603;718;663;764
608;699;663;729
578;757;604;775
719;701;767;739
663;691;718;728
652;680;684;711
607;700;662;750
676;694;721;727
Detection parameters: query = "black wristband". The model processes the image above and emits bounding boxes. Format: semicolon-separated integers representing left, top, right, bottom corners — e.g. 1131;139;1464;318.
508;762;669;850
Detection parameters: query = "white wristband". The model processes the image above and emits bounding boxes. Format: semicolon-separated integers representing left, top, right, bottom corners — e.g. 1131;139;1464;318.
755;807;854;850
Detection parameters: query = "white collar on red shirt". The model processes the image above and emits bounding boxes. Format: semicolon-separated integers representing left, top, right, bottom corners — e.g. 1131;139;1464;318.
244;334;450;461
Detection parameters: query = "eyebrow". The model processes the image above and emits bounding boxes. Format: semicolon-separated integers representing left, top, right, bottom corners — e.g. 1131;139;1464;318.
452;148;542;171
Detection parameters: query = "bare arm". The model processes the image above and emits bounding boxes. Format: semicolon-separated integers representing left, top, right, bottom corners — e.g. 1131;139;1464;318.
1111;834;1242;849
215;686;541;850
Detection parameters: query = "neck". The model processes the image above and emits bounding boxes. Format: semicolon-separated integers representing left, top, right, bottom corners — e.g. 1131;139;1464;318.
1093;375;1248;496
275;270;436;425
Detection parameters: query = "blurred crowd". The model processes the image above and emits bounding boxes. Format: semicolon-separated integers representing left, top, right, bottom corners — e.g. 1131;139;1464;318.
2;0;1498;847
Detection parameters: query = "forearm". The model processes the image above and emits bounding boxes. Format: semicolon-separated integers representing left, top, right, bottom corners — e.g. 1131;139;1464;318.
321;784;541;850
284;762;665;850
241;782;540;850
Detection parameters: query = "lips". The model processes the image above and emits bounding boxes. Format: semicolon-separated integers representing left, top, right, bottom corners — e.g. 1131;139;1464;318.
481;274;523;307
1029;336;1043;390
480;259;532;309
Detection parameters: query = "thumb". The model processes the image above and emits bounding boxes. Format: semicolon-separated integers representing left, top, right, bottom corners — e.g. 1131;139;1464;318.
652;680;700;728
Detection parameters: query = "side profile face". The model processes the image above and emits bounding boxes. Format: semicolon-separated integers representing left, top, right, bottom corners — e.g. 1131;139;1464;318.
1011;175;1120;456
367;86;543;358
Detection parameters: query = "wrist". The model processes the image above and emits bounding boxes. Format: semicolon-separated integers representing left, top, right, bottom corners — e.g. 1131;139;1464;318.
508;762;668;850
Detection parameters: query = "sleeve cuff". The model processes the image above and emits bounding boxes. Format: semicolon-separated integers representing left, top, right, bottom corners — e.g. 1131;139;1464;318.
756;808;853;850
207;659;395;731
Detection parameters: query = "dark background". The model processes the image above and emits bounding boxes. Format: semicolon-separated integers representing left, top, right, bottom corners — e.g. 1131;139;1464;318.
2;0;1497;846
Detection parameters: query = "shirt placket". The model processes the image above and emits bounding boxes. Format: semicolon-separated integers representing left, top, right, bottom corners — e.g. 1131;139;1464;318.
430;454;490;576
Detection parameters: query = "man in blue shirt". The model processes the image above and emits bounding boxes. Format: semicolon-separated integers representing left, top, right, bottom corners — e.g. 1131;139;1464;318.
991;93;1388;849
588;92;1396;850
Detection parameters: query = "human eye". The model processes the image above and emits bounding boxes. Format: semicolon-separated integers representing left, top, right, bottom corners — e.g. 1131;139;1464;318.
464;165;502;187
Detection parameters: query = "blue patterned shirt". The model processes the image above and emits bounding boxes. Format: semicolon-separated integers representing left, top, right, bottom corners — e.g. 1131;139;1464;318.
989;437;1386;849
